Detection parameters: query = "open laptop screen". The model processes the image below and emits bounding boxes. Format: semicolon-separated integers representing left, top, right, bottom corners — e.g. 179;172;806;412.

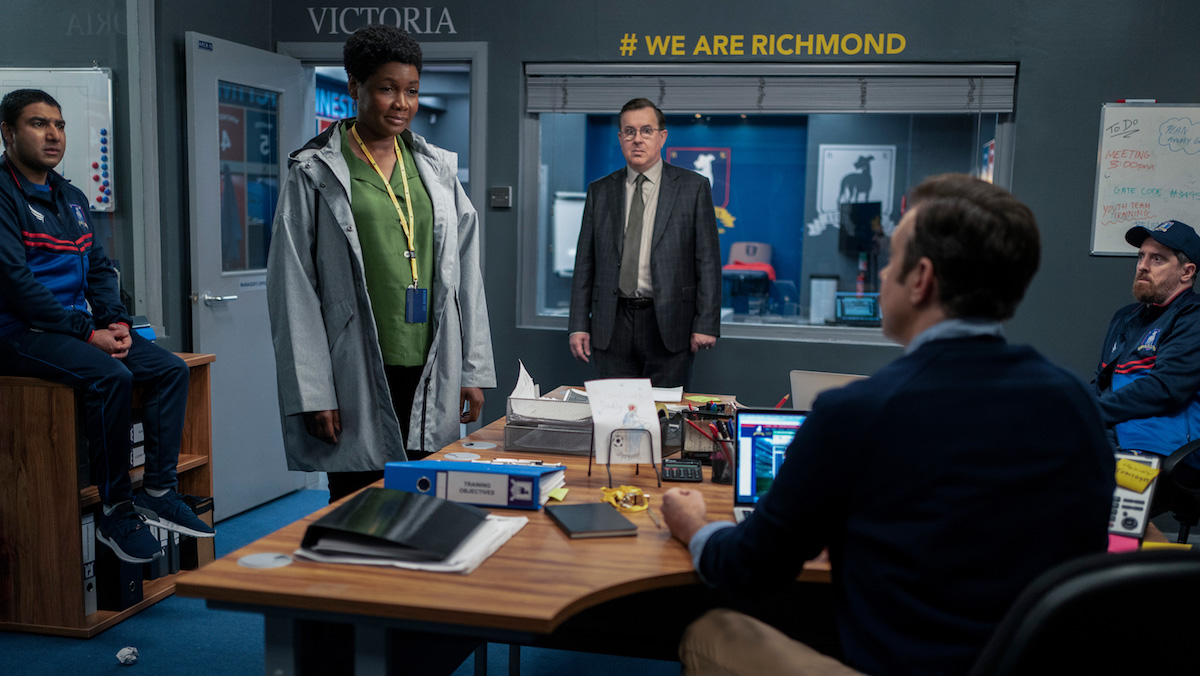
734;408;808;506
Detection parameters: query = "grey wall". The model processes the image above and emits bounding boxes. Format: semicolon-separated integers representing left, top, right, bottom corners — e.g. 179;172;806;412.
262;0;1200;420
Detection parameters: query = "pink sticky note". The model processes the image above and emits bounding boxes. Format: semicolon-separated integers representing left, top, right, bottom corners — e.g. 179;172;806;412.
1107;533;1140;553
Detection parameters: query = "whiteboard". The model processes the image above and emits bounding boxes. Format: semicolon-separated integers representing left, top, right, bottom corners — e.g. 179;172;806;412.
1091;103;1200;255
0;68;115;212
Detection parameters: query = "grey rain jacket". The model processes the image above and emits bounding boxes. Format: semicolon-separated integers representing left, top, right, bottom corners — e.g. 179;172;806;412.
267;120;495;472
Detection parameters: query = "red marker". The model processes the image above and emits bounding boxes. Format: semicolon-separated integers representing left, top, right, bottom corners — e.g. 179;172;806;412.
685;418;717;442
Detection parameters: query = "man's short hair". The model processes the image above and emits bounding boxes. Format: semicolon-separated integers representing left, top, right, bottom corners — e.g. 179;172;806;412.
619;98;666;130
902;173;1040;321
0;89;62;147
343;24;422;83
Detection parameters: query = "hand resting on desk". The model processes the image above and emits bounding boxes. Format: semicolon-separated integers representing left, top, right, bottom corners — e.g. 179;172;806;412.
662;487;711;545
661;487;833;568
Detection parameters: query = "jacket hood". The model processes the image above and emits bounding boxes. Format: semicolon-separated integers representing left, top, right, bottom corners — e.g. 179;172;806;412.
289;119;456;178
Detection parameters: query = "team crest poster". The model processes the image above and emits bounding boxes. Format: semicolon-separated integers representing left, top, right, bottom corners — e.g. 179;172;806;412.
668;147;736;233
807;145;896;237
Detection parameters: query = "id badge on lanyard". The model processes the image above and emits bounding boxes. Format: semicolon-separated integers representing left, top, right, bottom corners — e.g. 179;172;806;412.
350;124;429;324
405;286;428;323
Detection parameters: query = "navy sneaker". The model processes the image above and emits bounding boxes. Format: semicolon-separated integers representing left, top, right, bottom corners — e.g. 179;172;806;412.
135;489;216;538
97;501;163;563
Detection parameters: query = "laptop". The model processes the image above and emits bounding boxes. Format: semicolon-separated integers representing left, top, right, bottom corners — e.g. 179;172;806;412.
789;369;866;411
732;408;809;523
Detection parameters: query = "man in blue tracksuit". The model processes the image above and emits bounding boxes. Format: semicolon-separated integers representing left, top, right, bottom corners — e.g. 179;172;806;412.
1094;219;1200;483
0;89;212;563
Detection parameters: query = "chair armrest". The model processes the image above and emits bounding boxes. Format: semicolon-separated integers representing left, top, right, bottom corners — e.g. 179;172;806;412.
1162;439;1200;477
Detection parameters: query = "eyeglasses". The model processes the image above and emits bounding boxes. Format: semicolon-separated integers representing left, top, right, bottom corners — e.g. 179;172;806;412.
619;126;662;141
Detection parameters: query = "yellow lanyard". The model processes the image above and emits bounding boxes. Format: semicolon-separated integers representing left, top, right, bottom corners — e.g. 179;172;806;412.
349;124;420;285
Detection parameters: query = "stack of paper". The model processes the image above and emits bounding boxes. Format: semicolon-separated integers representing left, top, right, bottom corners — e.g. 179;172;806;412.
294;488;527;574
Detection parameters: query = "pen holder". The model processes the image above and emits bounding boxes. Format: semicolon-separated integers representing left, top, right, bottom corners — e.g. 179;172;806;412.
710;449;734;485
681;410;732;464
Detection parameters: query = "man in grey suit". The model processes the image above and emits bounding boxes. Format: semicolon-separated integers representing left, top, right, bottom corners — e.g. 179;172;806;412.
568;98;722;389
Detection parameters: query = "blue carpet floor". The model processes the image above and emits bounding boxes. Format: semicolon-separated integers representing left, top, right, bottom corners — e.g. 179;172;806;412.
0;489;680;675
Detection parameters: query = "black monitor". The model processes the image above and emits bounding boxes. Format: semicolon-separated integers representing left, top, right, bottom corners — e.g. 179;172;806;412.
835;292;881;325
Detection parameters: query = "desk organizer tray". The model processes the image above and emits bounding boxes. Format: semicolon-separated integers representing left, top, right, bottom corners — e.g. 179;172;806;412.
504;397;593;455
506;397;592;426
503;423;593;455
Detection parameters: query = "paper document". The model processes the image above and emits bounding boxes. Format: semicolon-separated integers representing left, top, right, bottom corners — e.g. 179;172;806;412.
651;386;684;402
295;515;528;574
510;360;540;399
570;386;682;402
586;378;661;464
507;397;592;424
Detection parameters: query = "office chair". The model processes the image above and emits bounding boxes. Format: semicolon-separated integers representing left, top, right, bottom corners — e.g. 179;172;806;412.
723;242;776;315
968;549;1200;676
727;241;773;266
1151;440;1200;543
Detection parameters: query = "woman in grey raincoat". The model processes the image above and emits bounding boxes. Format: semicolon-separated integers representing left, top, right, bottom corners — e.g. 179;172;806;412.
267;24;495;502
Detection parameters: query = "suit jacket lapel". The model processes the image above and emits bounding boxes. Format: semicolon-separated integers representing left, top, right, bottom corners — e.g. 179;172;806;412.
608;169;627;256
651;163;679;252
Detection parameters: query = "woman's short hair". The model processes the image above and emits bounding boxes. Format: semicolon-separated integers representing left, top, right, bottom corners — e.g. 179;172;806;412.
343;24;422;83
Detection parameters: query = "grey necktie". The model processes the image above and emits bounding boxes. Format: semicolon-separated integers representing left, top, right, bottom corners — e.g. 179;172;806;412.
619;173;647;296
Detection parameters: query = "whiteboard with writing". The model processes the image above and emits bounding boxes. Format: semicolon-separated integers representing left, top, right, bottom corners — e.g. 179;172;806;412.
1092;103;1200;255
0;68;115;212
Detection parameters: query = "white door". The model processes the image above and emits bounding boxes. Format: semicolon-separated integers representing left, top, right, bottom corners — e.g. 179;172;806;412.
186;33;311;520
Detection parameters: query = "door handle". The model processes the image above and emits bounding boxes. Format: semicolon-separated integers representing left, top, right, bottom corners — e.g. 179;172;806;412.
202;293;239;306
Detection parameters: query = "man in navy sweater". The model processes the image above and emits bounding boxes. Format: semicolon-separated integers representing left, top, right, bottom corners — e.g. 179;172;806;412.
661;174;1114;675
1094;219;1200;484
0;89;213;564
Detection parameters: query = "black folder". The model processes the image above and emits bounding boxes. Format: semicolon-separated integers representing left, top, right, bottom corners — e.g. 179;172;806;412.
96;544;144;611
299;487;488;563
545;502;637;539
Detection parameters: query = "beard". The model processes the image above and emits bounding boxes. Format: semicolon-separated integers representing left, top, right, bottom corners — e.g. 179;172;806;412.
1132;277;1175;304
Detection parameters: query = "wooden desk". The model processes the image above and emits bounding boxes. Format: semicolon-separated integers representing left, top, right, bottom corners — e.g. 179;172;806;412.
175;415;831;672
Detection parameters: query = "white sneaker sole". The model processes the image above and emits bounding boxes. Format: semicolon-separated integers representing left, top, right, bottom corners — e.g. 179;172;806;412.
96;531;163;564
139;513;216;538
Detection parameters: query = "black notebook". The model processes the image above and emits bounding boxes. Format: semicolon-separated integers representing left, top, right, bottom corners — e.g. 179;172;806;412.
300;487;488;562
545;502;637;539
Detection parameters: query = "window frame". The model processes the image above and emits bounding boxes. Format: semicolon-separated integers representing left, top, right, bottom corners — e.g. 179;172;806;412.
517;63;1016;346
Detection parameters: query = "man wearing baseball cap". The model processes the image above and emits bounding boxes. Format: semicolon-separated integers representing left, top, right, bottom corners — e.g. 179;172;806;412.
1095;219;1200;483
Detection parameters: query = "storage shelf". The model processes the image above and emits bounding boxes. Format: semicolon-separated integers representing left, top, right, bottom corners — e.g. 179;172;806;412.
0;354;214;637
79;454;210;509
0;574;180;638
